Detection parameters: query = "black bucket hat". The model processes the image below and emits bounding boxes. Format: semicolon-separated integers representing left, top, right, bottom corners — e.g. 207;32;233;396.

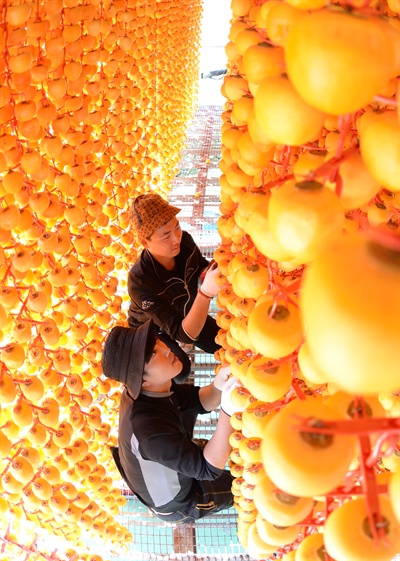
101;320;156;399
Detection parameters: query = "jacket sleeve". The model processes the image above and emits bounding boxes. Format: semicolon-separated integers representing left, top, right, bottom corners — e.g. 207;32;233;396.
185;232;209;272
134;388;224;481
172;382;208;414
128;271;196;343
139;424;224;481
127;232;209;342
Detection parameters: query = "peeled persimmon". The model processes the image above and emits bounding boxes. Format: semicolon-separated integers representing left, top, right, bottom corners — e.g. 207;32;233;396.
234;191;269;233
2;472;24;494
245;200;292;262
359;110;400;193
26;290;48;314
36;397;59;427
237;131;274;171
0;372;16;404
324;497;400;561
1;342;25;370
231;0;253;17
232;95;254;125
9;456;35;485
247;108;275;150
21;149;43;175
255;512;299;547
14;100;37;122
12;397;33;428
242;402;273;439
293;149;327;181
268;179;344;264
254;474;314;526
326;391;386;424
30;477;53;501
11;248;34;273
325;152;381;210
297;341;328;386
246;521;277;559
18;376;44;402
295;533;326;561
25;424;47;446
221;126;243;151
233;263;269;300
285;9;397;115
246;357;292;403
0;205;20;230
254;76;325;146
243;42;284;84
261;397;357;497
6;3;32;25
301;232;400;394
223;75;250;102
248;295;303;359
264;2;303;48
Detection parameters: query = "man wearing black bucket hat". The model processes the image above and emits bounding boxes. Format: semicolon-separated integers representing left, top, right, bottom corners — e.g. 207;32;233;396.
127;193;223;383
102;319;242;524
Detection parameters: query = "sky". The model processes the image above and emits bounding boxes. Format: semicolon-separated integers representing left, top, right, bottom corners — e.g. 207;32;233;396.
197;0;231;105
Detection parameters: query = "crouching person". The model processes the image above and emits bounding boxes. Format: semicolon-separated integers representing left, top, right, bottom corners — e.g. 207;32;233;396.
101;319;240;523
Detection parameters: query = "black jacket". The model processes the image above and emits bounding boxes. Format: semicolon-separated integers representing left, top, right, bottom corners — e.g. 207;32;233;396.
116;383;223;512
127;231;210;344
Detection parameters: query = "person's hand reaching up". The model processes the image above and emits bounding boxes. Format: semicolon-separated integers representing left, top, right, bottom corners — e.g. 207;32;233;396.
220;376;244;417
213;364;232;391
200;262;221;298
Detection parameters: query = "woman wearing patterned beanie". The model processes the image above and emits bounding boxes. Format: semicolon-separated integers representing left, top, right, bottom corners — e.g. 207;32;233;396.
127;193;222;382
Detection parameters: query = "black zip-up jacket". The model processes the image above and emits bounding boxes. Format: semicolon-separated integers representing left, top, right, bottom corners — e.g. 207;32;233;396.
117;383;224;512
127;231;210;344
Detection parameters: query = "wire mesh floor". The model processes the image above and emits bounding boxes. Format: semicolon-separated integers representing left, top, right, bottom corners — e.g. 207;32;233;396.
113;106;256;561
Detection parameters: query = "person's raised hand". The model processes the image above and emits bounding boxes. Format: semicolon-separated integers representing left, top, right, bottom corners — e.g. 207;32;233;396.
213;364;232;391
200;262;221;298
220;376;244;417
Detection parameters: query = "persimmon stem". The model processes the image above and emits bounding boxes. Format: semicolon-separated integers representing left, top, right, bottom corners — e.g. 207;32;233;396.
311;144;359;182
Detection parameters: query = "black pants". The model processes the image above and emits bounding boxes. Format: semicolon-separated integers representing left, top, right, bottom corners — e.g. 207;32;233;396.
150;411;233;524
158;315;221;384
151;471;234;524
111;418;233;526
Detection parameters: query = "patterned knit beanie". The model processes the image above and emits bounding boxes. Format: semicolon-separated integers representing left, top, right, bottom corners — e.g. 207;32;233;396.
129;193;181;240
